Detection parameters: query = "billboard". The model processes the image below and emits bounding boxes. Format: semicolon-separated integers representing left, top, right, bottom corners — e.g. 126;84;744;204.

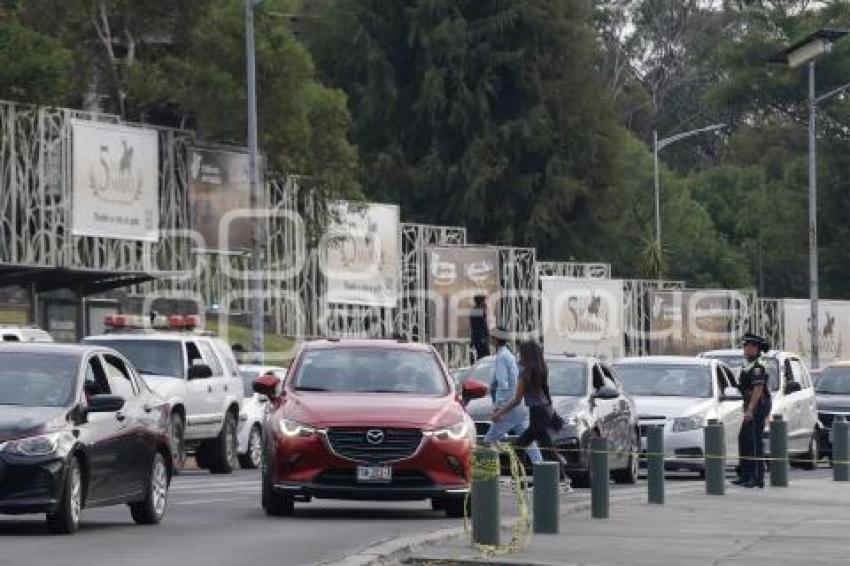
783;299;850;368
323;202;400;307
649;289;748;355
71;119;159;241
541;277;624;362
427;246;501;341
188;147;253;252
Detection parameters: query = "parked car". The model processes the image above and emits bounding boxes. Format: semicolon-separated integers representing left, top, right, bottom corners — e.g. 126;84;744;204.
237;365;287;469
700;349;820;469
613;356;742;476
0;326;53;343
813;361;850;461
0;344;171;533
254;339;487;518
84;314;243;474
465;354;640;487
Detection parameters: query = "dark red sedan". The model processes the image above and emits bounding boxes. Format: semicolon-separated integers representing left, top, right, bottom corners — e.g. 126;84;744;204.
253;340;487;517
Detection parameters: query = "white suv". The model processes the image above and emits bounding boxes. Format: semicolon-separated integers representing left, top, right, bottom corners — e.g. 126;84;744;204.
85;323;243;475
700;349;820;469
1;326;53;343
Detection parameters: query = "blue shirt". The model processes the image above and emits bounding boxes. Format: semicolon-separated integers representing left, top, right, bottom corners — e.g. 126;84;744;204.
491;346;519;407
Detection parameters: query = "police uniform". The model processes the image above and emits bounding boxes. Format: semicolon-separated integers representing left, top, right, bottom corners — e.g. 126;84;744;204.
736;335;772;487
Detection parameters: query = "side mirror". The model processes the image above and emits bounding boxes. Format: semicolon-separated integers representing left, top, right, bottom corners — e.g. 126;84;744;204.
187;364;213;380
722;386;743;402
784;381;802;395
593;386;620;400
88;394;125;413
253;373;281;399
462;378;489;403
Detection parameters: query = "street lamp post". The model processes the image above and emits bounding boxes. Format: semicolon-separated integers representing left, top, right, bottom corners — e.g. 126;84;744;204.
774;29;850;369
246;0;264;362
653;123;726;254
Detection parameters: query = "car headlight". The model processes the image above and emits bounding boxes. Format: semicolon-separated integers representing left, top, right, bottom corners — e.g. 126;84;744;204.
280;418;320;438
1;432;70;456
671;415;706;433
426;421;469;441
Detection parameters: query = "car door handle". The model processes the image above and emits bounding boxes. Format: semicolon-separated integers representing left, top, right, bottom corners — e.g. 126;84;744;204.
116;411;126;422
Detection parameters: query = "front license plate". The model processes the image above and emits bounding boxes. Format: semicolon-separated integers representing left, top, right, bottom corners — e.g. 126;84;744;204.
357;465;392;484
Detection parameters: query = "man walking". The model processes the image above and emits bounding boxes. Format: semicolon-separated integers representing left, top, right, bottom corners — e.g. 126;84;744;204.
483;328;542;465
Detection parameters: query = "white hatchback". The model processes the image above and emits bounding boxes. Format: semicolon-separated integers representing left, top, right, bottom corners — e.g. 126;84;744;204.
237;365;287;469
613;356;743;475
700;349;820;469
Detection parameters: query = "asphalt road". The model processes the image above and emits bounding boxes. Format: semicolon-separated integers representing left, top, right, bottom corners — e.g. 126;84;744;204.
0;466;834;566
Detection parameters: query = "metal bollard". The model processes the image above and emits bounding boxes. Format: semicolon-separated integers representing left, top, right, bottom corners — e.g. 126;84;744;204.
833;419;850;482
471;446;500;546
532;462;559;533
770;415;789;487
590;437;609;519
704;419;725;495
647;425;665;504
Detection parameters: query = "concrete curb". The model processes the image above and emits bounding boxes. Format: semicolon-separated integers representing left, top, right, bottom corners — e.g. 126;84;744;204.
319;483;704;566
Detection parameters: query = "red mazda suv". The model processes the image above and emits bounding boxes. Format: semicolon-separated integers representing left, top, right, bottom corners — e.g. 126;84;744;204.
252;340;487;517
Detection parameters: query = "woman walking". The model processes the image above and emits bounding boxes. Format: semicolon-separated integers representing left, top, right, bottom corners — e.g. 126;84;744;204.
492;341;565;477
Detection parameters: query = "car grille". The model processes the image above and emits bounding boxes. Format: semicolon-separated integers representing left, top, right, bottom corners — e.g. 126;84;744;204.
325;428;423;464
314;469;433;488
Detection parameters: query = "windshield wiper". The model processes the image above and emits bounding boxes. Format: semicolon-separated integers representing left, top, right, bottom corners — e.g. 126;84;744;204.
358;389;404;393
295;386;328;392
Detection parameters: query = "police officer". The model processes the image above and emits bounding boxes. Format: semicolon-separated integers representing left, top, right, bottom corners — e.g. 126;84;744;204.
733;333;772;488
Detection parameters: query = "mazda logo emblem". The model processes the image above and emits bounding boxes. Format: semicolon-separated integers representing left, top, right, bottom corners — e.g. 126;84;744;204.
365;429;385;445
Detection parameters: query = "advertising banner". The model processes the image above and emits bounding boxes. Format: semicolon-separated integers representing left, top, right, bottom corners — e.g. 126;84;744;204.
427;246;501;341
783;299;850;368
188;147;253;252
541;277;625;362
71;119;159;241
649;289;748;355
323;202;400;307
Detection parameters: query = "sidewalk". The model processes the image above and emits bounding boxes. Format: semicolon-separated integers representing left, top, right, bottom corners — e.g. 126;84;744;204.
398;478;850;566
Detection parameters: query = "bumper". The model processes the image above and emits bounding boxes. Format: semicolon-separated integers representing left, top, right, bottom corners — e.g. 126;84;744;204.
273;481;468;501
0;455;66;515
641;427;706;470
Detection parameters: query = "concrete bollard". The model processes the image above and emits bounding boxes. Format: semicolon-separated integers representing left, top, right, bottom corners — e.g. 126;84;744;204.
647;425;665;504
704;419;725;495
471;446;500;546
770;415;789;487
833;419;850;482
532;461;560;534
590;437;609;519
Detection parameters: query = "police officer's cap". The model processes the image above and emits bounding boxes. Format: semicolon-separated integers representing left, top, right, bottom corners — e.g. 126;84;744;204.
741;332;769;352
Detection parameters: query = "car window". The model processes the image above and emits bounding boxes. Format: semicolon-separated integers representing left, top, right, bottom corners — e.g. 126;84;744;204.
790;359;809;389
613;364;712;398
102;354;137;398
592;365;606;390
0;352;79;407
547;361;588;397
816;367;850;394
293;348;448;395
85;356;110;397
2;334;20;342
715;365;729;393
215;339;242;377
186;341;204;368
197;341;223;377
86;339;184;378
240;370;260;397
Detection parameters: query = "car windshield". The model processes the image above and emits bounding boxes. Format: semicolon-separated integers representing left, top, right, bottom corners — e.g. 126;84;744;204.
0;353;79;407
548;361;587;397
816;367;850;395
241;370;259;397
614;364;712;398
86;339;184;378
293;348;447;395
704;354;780;392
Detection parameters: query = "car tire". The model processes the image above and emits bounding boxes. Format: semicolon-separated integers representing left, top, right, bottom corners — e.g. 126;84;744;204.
46;457;82;535
208;412;238;475
568;472;590;488
170;413;186;475
262;464;294;516
238;425;263;470
612;439;639;484
797;431;820;471
130;452;169;525
436;496;465;519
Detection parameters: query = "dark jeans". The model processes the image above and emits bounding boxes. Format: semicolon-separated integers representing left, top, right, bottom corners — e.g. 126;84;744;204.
517;406;565;477
738;399;772;484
